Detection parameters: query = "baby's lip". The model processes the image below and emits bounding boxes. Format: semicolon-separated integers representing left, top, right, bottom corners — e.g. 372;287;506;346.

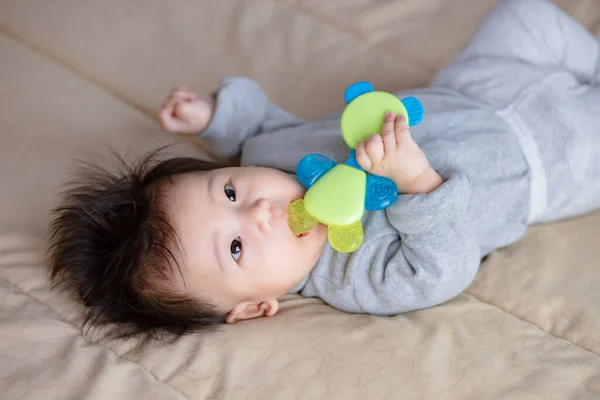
295;226;314;239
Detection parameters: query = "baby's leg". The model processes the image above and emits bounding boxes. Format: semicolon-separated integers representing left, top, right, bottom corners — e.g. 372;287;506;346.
463;0;597;76
529;83;600;224
431;0;600;224
484;0;600;223
433;0;600;105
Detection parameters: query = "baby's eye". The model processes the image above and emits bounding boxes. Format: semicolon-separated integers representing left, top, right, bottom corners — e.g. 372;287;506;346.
230;236;242;262
224;183;236;202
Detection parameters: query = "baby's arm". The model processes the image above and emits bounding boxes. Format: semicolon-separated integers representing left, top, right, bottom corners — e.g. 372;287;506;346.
159;78;301;159
303;115;480;314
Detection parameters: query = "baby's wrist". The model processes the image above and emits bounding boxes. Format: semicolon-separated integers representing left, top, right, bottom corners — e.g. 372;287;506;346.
196;93;217;134
392;166;443;194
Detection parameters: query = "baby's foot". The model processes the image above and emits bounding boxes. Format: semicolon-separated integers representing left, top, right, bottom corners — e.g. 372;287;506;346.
159;87;215;135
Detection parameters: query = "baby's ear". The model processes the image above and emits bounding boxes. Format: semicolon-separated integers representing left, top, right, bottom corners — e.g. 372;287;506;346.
225;299;279;324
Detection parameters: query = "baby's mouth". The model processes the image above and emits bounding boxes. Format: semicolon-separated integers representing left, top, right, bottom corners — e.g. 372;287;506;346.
295;230;311;238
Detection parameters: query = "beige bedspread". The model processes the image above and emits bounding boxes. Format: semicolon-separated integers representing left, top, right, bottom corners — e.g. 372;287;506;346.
1;1;600;399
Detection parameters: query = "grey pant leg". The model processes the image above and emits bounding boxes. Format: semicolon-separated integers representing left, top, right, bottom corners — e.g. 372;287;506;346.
432;0;600;223
532;84;600;223
461;0;599;76
432;0;600;108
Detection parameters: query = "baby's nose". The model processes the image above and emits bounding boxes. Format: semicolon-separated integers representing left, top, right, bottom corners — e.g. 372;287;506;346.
248;199;272;233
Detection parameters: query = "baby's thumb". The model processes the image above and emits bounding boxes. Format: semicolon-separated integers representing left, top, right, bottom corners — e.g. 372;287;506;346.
355;142;373;171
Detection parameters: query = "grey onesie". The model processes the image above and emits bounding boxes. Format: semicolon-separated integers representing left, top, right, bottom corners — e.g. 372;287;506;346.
200;0;600;315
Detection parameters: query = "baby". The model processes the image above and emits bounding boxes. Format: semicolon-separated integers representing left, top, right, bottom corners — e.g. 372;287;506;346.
48;0;600;336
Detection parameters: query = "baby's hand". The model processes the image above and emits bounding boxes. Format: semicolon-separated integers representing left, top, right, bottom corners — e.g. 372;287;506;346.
355;112;443;194
159;87;215;135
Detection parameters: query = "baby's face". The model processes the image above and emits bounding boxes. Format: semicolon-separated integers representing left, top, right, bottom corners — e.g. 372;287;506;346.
164;166;328;315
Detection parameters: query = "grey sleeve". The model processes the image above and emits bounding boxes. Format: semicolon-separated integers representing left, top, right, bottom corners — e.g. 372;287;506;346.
302;168;481;315
200;77;301;159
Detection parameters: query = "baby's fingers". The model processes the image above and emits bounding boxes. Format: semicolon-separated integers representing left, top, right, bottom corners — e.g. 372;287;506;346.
162;87;196;110
394;114;410;144
170;86;197;102
381;112;397;151
159;106;186;132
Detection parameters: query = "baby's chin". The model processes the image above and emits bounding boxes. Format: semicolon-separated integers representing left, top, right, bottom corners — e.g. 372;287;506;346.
295;225;328;265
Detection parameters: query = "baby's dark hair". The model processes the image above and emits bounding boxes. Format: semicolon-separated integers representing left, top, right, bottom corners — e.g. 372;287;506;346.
48;150;227;338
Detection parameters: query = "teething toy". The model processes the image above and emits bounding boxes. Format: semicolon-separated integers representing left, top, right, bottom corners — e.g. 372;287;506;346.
288;82;424;253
